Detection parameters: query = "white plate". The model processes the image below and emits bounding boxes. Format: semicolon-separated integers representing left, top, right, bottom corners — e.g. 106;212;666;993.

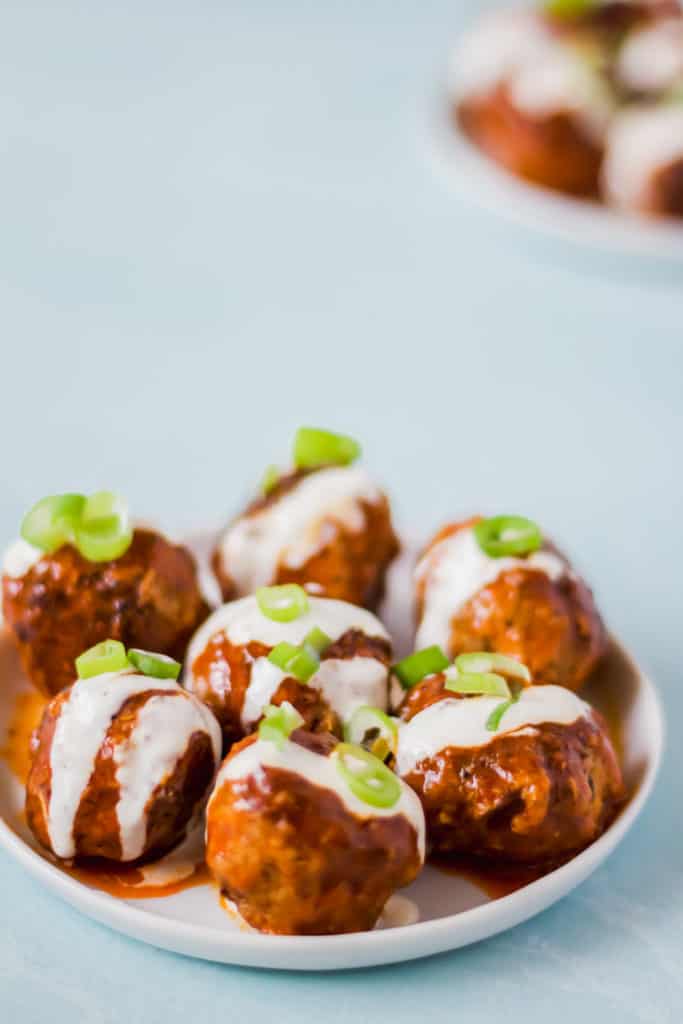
429;95;683;259
0;538;664;970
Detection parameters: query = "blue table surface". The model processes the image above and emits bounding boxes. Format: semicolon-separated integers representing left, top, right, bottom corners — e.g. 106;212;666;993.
1;1;682;1020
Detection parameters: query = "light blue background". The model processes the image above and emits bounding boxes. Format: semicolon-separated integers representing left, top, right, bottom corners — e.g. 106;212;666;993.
1;2;682;1021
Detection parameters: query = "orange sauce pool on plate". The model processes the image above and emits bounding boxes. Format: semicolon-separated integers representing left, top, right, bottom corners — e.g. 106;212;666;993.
429;854;556;900
64;859;211;900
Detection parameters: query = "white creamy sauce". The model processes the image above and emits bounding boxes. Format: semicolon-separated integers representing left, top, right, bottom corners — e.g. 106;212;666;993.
450;8;614;141
215;465;382;594
396;685;591;777
47;671;221;861
185;595;391;725
2;538;44;579
212;737;426;860
618;19;683;95
602;104;683;210
415;527;567;655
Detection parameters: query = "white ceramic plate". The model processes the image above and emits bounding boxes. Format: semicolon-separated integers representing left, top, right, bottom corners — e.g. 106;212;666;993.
0;537;664;971
429;95;683;259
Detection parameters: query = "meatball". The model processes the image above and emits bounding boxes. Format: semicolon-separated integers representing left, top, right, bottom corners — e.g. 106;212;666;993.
206;729;425;934
451;8;614;197
212;465;399;610
397;675;623;863
414;518;607;692
26;668;221;862
184;593;392;749
2;529;209;696
602;105;683;218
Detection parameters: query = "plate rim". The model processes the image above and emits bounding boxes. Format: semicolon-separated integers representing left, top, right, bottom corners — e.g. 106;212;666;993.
0;638;664;970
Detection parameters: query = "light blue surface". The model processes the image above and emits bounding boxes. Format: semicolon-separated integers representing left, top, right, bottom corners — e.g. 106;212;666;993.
1;2;682;1020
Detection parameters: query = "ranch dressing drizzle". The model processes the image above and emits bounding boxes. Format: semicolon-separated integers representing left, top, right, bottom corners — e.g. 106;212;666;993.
2;538;43;579
617;19;683;96
396;685;591;776
216;465;382;594
415;527;567;655
602;105;683;210
186;596;391;727
450;8;614;142
212;737;426;860
47;671;221;860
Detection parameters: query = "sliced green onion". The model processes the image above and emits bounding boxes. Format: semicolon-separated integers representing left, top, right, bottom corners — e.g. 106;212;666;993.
473;515;543;558
75;639;130;679
20;494;85;554
258;701;304;749
333;742;401;809
392;645;450;691
128;648;181;680
445;671;510;699
260;464;280;495
544;0;596;19
267;642;300;670
454;652;531;685
74;491;133;562
267;641;319;683
344;706;398;760
486;684;523;732
256;584;310;622
293;427;361;469
303;627;332;655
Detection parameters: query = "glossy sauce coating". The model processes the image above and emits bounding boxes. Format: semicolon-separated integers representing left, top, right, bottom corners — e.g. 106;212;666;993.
206;731;423;935
2;529;208;696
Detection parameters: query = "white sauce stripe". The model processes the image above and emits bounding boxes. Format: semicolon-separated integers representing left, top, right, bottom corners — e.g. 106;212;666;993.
185;595;391;726
47;671;221;861
602;105;683;211
415;526;567;655
395;685;591;777
212;737;426;860
617;19;683;95
2;538;44;579
215;465;382;594
450;8;614;142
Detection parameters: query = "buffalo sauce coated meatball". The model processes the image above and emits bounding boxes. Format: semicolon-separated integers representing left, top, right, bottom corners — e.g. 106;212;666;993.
451;7;615;196
414;517;607;692
2;529;209;696
212;464;399;610
26;668;221;862
205;729;425;934
396;674;623;863
184;593;392;749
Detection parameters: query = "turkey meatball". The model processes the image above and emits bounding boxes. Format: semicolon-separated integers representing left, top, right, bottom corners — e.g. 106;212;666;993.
397;674;623;863
184;592;392;749
414;517;607;692
2;529;209;697
26;667;221;862
206;727;425;934
212;462;399;610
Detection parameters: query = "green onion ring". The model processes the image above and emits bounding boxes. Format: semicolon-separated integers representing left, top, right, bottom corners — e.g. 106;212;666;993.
258;701;304;749
344;706;398;760
544;0;596;20
20;494;86;554
128;648;181;680
267;641;320;683
392;645;450;691
303;626;332;655
454;652;531;685
473;515;543;558
333;742;401;809
444;671;511;699
486;683;523;732
75;639;130;679
256;584;310;623
293;427;361;469
260;465;280;495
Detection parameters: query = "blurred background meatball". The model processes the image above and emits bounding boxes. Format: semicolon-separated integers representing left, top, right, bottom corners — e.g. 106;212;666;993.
414;516;607;692
206;723;424;934
26;665;221;862
397;674;623;863
2;527;209;696
212;428;399;610
185;590;392;749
